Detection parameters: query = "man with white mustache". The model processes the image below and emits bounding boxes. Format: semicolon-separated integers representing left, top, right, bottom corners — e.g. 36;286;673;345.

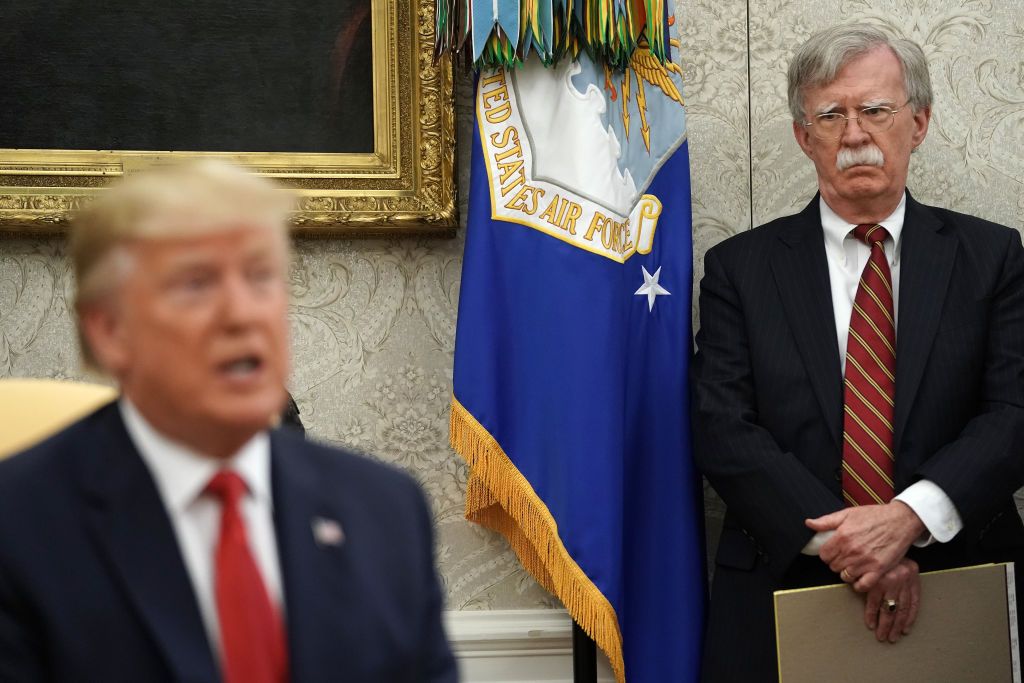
693;23;1024;681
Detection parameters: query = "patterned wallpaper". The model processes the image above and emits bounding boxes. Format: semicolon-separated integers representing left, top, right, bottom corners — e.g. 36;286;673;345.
2;0;1023;610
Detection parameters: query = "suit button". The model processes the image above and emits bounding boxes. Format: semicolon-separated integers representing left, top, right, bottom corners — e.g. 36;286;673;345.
834;467;842;482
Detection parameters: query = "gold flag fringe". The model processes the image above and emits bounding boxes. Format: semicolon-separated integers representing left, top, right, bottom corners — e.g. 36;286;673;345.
449;396;625;683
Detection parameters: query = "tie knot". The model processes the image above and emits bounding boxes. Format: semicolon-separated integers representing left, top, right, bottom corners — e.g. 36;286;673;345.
205;470;248;506
853;223;888;247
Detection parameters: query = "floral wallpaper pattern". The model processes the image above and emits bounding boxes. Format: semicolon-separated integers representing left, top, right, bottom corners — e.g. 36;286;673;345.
2;0;1022;607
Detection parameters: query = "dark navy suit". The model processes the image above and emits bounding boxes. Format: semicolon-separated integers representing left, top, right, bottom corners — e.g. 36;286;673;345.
693;193;1024;681
0;402;457;683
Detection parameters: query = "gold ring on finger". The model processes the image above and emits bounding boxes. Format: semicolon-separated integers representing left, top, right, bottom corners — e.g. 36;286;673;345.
884;598;898;613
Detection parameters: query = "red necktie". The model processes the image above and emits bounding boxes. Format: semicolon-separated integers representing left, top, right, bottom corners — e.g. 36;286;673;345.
206;471;289;683
842;224;896;506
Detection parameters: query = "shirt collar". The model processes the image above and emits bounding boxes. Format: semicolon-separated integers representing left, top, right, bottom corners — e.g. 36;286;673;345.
119;398;272;514
820;192;906;266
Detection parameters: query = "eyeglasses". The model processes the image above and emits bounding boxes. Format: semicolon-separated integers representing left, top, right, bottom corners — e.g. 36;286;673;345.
802;103;910;139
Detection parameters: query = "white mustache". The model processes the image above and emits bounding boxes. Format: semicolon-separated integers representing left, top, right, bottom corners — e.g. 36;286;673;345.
836;145;885;171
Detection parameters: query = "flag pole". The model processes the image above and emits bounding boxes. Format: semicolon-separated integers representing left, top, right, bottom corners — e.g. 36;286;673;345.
572;621;598;682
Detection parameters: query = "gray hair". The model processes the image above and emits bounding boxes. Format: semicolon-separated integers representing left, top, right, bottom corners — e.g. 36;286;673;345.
787;24;932;121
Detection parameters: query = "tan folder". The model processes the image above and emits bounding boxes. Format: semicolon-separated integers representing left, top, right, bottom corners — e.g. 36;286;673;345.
774;563;1020;682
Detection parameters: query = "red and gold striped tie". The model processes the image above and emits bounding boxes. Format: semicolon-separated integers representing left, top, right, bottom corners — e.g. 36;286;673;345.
842;223;895;506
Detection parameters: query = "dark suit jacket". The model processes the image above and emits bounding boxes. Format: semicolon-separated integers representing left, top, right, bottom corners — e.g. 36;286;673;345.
0;402;457;683
692;193;1024;682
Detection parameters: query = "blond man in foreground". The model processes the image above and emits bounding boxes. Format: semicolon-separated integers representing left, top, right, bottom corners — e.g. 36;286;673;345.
0;162;457;683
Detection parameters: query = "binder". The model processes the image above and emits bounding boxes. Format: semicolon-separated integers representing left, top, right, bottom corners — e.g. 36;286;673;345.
774;563;1020;682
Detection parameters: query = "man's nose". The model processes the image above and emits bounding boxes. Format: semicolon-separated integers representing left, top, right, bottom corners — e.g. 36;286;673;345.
220;273;263;327
840;114;871;146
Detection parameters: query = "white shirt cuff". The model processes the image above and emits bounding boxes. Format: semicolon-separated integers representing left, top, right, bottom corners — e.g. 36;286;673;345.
894;479;963;545
801;530;833;555
800;480;962;555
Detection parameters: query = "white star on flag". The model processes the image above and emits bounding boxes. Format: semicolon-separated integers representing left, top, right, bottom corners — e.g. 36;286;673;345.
635;265;670;312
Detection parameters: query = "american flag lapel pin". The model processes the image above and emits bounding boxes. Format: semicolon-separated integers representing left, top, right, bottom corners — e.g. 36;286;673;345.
312;517;345;547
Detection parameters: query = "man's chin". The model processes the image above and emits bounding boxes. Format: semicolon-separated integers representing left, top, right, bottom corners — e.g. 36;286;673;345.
216;405;282;432
203;394;286;433
187;411;277;457
833;174;891;197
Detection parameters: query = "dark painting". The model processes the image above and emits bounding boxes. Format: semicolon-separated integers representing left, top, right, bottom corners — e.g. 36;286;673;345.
1;0;374;153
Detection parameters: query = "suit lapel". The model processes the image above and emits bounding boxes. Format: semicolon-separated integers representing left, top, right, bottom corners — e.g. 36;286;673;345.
770;197;843;448
79;405;220;683
894;194;957;453
270;433;352;681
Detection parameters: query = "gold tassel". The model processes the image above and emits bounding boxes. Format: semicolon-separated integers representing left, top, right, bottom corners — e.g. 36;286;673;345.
449;396;626;683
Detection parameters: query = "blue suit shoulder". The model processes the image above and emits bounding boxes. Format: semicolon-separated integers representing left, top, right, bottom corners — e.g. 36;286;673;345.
268;428;433;538
926;203;1021;242
703;211;800;263
0;404;115;509
926;202;1014;230
272;428;426;500
916;202;1023;284
699;213;800;292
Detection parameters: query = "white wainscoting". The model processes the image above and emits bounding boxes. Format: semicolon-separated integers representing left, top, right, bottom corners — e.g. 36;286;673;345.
444;609;616;682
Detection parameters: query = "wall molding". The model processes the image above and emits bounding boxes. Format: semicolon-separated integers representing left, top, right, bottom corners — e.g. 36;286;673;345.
444;609;615;682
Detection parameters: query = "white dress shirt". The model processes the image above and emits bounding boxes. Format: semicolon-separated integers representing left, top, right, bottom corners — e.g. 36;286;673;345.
801;194;963;555
120;399;285;659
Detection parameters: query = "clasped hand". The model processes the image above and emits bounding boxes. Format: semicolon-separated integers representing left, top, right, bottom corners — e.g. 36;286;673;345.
805;502;925;642
805;501;924;591
863;558;921;642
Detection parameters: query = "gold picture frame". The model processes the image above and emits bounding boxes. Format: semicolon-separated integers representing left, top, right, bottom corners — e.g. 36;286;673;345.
0;0;455;236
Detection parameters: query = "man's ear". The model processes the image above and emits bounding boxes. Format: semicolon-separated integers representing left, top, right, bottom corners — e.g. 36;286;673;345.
793;120;814;158
910;105;931;149
79;302;129;377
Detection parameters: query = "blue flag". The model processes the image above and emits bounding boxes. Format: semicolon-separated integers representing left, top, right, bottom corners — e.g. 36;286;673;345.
451;47;704;682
